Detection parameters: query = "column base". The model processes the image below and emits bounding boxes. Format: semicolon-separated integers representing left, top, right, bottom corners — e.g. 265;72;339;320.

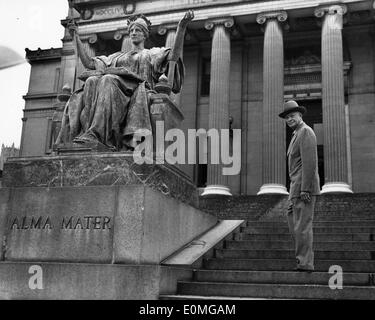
201;185;232;197
257;183;289;195
321;182;353;194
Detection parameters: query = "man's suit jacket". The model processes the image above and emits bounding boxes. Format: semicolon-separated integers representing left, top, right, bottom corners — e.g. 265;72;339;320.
287;121;320;200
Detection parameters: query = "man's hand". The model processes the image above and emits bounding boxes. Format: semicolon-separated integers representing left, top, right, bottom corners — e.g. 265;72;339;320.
300;191;311;203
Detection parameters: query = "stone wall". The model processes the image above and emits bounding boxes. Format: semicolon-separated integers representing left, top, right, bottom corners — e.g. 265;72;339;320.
199;194;375;220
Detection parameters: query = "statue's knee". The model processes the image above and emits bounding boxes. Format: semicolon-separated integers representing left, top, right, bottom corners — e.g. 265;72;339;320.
86;75;100;86
99;74;117;86
84;76;101;92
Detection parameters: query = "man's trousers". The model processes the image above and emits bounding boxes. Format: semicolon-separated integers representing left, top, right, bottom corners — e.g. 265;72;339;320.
286;196;316;270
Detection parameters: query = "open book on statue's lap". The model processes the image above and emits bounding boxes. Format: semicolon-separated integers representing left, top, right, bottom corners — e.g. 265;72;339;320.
78;68;144;83
78;70;103;81
104;67;144;83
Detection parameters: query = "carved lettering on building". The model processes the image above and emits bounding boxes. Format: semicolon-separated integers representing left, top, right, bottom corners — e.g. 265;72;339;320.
9;216;112;230
91;3;135;20
187;0;219;5
95;7;124;17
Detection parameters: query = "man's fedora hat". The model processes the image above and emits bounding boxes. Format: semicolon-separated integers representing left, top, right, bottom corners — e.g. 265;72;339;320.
278;100;306;118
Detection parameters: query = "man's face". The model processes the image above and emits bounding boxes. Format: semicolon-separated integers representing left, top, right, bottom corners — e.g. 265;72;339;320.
285;112;302;130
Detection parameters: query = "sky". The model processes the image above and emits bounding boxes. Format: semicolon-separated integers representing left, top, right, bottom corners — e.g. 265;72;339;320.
0;0;69;148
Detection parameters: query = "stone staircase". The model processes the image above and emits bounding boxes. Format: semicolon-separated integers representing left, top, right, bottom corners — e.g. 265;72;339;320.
160;194;375;300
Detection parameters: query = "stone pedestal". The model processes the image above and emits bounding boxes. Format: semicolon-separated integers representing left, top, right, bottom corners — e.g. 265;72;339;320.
2;152;197;207
0;153;217;299
54;141;114;154
315;4;352;194
0;262;192;299
0;184;215;264
256;11;289;196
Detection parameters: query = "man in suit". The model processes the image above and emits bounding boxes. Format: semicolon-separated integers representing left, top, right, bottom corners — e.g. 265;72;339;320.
279;100;320;272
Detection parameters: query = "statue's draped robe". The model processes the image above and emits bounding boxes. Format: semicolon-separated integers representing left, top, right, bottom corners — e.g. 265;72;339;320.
56;47;184;150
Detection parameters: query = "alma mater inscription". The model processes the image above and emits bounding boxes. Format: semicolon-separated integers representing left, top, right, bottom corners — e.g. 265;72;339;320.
9;216;112;230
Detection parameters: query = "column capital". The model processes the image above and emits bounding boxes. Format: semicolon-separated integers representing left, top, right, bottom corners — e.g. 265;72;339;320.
256;11;288;25
204;17;234;31
80;33;98;44
113;28;129;41
158;23;178;36
314;4;347;18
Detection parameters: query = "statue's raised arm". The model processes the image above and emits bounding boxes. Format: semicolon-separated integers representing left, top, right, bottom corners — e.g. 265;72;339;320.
68;21;95;70
169;10;194;61
166;10;194;88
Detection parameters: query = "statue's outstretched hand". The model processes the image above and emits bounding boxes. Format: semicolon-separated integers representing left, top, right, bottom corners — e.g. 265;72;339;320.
67;20;78;38
180;10;194;27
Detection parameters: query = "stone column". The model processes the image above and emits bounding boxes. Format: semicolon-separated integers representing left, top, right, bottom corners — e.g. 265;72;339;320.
315;4;352;193
201;18;234;197
114;29;132;53
158;24;178;49
83;34;97;56
158;24;181;106
256;11;289;195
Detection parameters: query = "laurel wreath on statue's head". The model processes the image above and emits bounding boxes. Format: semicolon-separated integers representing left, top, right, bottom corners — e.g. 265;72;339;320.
127;14;152;32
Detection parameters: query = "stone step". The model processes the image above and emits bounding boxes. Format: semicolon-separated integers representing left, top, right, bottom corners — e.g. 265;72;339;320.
246;220;375;227
203;258;375;272
194;270;373;286
225;240;375;251
242;226;375;234
177;281;375;300
235;233;375;242
305;215;375;221
215;249;375;260
255;214;375;221
314;211;375;216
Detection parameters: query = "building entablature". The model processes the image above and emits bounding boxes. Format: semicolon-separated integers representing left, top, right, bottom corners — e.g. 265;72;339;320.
25;48;62;63
68;0;374;48
72;0;371;30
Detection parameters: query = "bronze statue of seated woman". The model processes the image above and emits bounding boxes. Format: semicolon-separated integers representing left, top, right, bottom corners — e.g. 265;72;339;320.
55;11;194;151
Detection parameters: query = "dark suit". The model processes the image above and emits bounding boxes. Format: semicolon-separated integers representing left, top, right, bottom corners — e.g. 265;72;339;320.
286;121;320;270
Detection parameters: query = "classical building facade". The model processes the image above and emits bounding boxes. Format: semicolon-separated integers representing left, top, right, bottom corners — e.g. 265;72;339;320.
20;0;375;195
